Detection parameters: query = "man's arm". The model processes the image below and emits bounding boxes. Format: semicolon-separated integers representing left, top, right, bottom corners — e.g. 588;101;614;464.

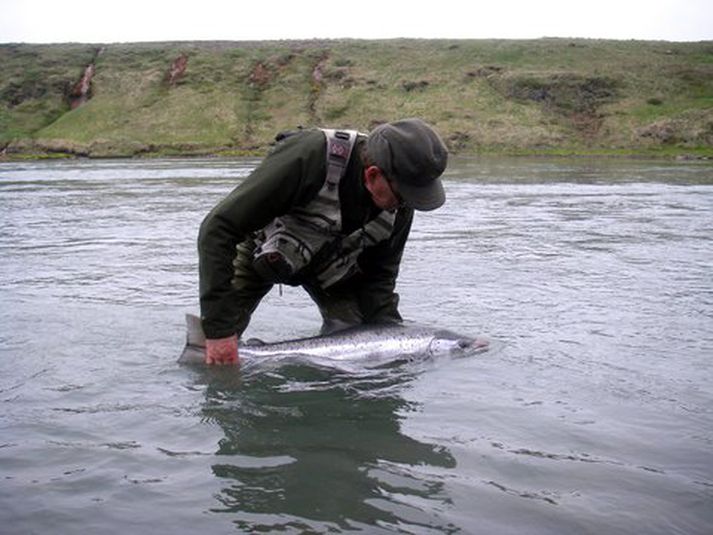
198;130;326;340
355;207;414;323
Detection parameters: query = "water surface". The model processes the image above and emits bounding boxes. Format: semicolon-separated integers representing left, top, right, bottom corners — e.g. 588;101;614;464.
1;157;712;534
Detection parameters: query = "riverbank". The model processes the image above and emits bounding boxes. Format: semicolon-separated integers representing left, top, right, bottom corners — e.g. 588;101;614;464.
1;39;711;160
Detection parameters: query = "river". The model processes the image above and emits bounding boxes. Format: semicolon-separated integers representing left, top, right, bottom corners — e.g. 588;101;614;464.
1;156;712;534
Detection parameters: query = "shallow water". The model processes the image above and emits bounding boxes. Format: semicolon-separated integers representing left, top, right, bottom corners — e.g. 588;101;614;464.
1;156;712;534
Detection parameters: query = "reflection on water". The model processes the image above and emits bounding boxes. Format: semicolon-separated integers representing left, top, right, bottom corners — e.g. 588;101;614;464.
198;365;457;532
0;157;712;534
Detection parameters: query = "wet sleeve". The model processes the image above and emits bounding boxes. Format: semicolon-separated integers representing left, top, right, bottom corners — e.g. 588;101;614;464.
198;130;326;338
356;208;414;324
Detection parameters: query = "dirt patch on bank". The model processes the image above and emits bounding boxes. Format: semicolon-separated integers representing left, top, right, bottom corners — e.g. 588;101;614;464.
165;54;188;87
489;72;619;137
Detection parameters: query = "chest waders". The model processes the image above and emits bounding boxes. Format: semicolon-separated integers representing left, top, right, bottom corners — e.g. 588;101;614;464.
251;129;396;288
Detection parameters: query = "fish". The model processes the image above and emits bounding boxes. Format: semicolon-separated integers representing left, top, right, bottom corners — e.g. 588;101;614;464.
178;314;488;366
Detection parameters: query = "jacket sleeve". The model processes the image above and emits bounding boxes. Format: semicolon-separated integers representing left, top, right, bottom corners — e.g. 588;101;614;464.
355;207;414;324
198;130;326;338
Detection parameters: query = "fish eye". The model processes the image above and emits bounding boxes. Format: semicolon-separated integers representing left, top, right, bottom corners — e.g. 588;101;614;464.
429;338;467;355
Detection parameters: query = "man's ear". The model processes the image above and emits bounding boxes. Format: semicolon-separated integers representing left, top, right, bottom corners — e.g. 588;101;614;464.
364;165;382;184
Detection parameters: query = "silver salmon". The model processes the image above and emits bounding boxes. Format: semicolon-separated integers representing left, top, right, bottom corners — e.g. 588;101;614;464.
178;314;488;365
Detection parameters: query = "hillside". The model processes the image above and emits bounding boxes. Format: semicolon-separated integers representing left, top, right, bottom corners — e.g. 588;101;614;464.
1;39;712;159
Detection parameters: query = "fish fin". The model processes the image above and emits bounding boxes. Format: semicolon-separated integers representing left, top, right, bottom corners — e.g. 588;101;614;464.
177;314;207;364
178;344;206;365
185;313;206;347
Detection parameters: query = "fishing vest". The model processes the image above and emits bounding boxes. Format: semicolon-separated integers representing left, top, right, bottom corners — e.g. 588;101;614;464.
252;128;396;288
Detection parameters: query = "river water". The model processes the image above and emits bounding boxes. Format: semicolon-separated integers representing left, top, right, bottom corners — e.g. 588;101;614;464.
1;157;712;534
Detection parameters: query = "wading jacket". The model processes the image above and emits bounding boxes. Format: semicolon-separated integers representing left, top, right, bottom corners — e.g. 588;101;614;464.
198;128;414;339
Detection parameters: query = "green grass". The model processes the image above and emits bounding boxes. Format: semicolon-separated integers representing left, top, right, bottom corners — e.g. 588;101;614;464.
1;39;711;159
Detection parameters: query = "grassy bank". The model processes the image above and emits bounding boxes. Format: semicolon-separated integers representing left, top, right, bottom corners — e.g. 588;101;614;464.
1;39;712;159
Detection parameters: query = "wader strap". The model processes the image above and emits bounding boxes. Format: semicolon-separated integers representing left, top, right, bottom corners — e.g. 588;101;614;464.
250;129;361;284
320;129;359;194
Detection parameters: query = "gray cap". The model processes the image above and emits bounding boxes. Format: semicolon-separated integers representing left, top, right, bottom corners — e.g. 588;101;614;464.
366;118;448;211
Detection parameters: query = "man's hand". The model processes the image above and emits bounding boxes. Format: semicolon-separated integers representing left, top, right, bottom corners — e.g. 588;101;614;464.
205;334;239;365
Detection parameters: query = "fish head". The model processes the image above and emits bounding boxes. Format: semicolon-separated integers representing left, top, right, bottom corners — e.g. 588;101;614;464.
428;331;489;357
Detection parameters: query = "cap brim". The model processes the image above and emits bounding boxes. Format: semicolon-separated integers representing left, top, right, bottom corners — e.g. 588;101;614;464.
397;176;446;211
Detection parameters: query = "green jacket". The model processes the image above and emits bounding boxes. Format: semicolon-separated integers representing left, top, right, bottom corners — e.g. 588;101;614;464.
198;129;414;339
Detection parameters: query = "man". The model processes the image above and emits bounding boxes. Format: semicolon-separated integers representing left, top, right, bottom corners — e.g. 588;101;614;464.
198;118;448;365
